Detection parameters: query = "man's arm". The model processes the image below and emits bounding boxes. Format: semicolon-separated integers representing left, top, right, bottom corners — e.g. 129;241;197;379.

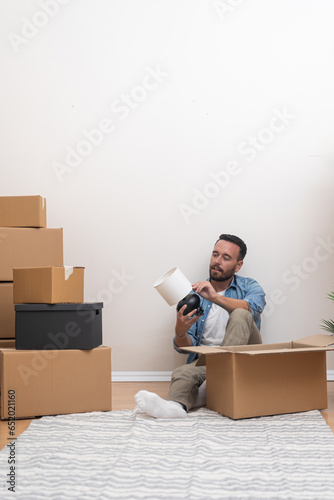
212;294;250;313
241;279;266;320
192;281;249;314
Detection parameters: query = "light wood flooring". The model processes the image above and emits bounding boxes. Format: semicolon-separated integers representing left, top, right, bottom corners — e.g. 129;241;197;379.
1;381;334;451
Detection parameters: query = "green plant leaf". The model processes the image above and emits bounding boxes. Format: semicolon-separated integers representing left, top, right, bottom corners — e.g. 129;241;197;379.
321;292;334;333
321;319;334;334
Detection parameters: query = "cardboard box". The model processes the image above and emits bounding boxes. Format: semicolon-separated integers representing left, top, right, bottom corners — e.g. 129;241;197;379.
183;334;334;419
0;228;63;281
0;340;15;348
13;266;84;304
0;196;46;228
0;346;112;419
15;302;103;350
0;283;15;338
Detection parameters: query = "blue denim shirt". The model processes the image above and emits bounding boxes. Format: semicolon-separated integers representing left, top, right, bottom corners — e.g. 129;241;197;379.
173;274;266;364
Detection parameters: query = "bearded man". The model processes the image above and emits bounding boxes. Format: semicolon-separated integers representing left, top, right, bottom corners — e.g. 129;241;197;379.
135;234;266;418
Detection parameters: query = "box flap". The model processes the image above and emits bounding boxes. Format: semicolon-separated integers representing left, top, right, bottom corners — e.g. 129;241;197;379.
182;346;227;355
293;334;334;348
182;343;292;355
182;338;334;357
237;346;334;355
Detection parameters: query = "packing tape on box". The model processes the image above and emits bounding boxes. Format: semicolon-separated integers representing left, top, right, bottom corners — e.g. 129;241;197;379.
64;266;74;280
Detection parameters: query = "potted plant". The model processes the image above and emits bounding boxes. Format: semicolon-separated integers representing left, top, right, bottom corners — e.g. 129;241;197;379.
321;291;334;334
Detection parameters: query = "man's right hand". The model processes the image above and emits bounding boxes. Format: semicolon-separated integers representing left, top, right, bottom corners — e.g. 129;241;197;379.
174;305;201;345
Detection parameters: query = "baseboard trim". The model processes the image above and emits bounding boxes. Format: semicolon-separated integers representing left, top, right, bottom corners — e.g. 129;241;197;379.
112;371;334;382
112;371;172;382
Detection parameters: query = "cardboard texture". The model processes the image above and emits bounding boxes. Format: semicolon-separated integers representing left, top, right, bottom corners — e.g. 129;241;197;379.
0;228;63;281
13;267;84;304
183;334;334;419
0;283;15;338
0;196;46;228
0;340;15;348
15;303;103;350
0;346;112;419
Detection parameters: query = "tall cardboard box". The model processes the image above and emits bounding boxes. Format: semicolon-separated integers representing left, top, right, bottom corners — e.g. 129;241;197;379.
0;346;112;419
184;334;334;419
0;196;46;228
0;283;15;338
13;267;84;304
0;228;63;281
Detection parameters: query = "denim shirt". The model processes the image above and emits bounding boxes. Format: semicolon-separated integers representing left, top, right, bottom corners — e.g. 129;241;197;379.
173;274;266;364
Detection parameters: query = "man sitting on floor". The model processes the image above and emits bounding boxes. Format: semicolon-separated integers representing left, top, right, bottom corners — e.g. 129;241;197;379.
135;234;266;418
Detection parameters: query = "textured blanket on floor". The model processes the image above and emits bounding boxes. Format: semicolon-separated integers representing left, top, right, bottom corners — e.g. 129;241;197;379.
1;408;334;499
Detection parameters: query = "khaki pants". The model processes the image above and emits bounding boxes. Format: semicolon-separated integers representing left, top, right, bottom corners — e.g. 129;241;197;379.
166;309;262;411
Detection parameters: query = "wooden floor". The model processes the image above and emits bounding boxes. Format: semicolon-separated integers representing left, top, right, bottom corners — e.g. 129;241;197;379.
1;381;334;451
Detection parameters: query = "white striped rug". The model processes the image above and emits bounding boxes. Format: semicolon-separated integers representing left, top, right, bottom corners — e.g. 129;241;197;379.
1;408;334;499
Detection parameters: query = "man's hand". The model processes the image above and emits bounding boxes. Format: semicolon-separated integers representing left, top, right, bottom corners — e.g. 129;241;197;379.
192;281;218;303
175;305;201;343
193;281;250;314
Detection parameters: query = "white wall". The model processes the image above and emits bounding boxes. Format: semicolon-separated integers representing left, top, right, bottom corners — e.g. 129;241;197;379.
1;0;333;372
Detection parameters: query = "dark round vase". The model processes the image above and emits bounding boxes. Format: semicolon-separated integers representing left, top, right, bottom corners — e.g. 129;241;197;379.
176;293;202;316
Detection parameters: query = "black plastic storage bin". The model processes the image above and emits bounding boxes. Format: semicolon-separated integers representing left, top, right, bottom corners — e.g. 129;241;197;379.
15;302;103;350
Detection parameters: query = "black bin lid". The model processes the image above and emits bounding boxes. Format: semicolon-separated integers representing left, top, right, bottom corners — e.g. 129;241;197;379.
15;302;103;312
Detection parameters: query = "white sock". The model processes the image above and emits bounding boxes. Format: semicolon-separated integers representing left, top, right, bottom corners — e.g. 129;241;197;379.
192;380;206;408
135;390;187;418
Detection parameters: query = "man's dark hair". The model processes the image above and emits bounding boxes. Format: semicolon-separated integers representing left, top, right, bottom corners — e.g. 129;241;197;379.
216;234;247;261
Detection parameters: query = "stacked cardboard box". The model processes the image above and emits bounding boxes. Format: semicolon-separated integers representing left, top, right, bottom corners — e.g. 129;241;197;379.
13;267;103;350
0;196;62;339
0;196;111;420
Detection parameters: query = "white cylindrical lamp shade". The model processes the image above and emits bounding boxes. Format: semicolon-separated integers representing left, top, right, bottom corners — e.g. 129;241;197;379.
154;267;192;306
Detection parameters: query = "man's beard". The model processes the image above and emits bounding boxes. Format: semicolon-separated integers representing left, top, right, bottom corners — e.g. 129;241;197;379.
209;266;235;283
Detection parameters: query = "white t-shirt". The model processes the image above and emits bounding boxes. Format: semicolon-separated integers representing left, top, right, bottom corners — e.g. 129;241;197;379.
200;291;229;346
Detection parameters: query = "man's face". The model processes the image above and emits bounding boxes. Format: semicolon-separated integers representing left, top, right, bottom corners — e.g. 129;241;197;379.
209;239;243;282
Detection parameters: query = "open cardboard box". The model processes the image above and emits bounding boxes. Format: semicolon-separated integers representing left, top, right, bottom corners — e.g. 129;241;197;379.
13;266;84;304
0;196;46;228
183;334;334;419
0;346;112;419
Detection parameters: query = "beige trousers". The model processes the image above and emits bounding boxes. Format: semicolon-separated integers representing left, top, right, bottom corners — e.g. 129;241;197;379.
166;309;262;411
